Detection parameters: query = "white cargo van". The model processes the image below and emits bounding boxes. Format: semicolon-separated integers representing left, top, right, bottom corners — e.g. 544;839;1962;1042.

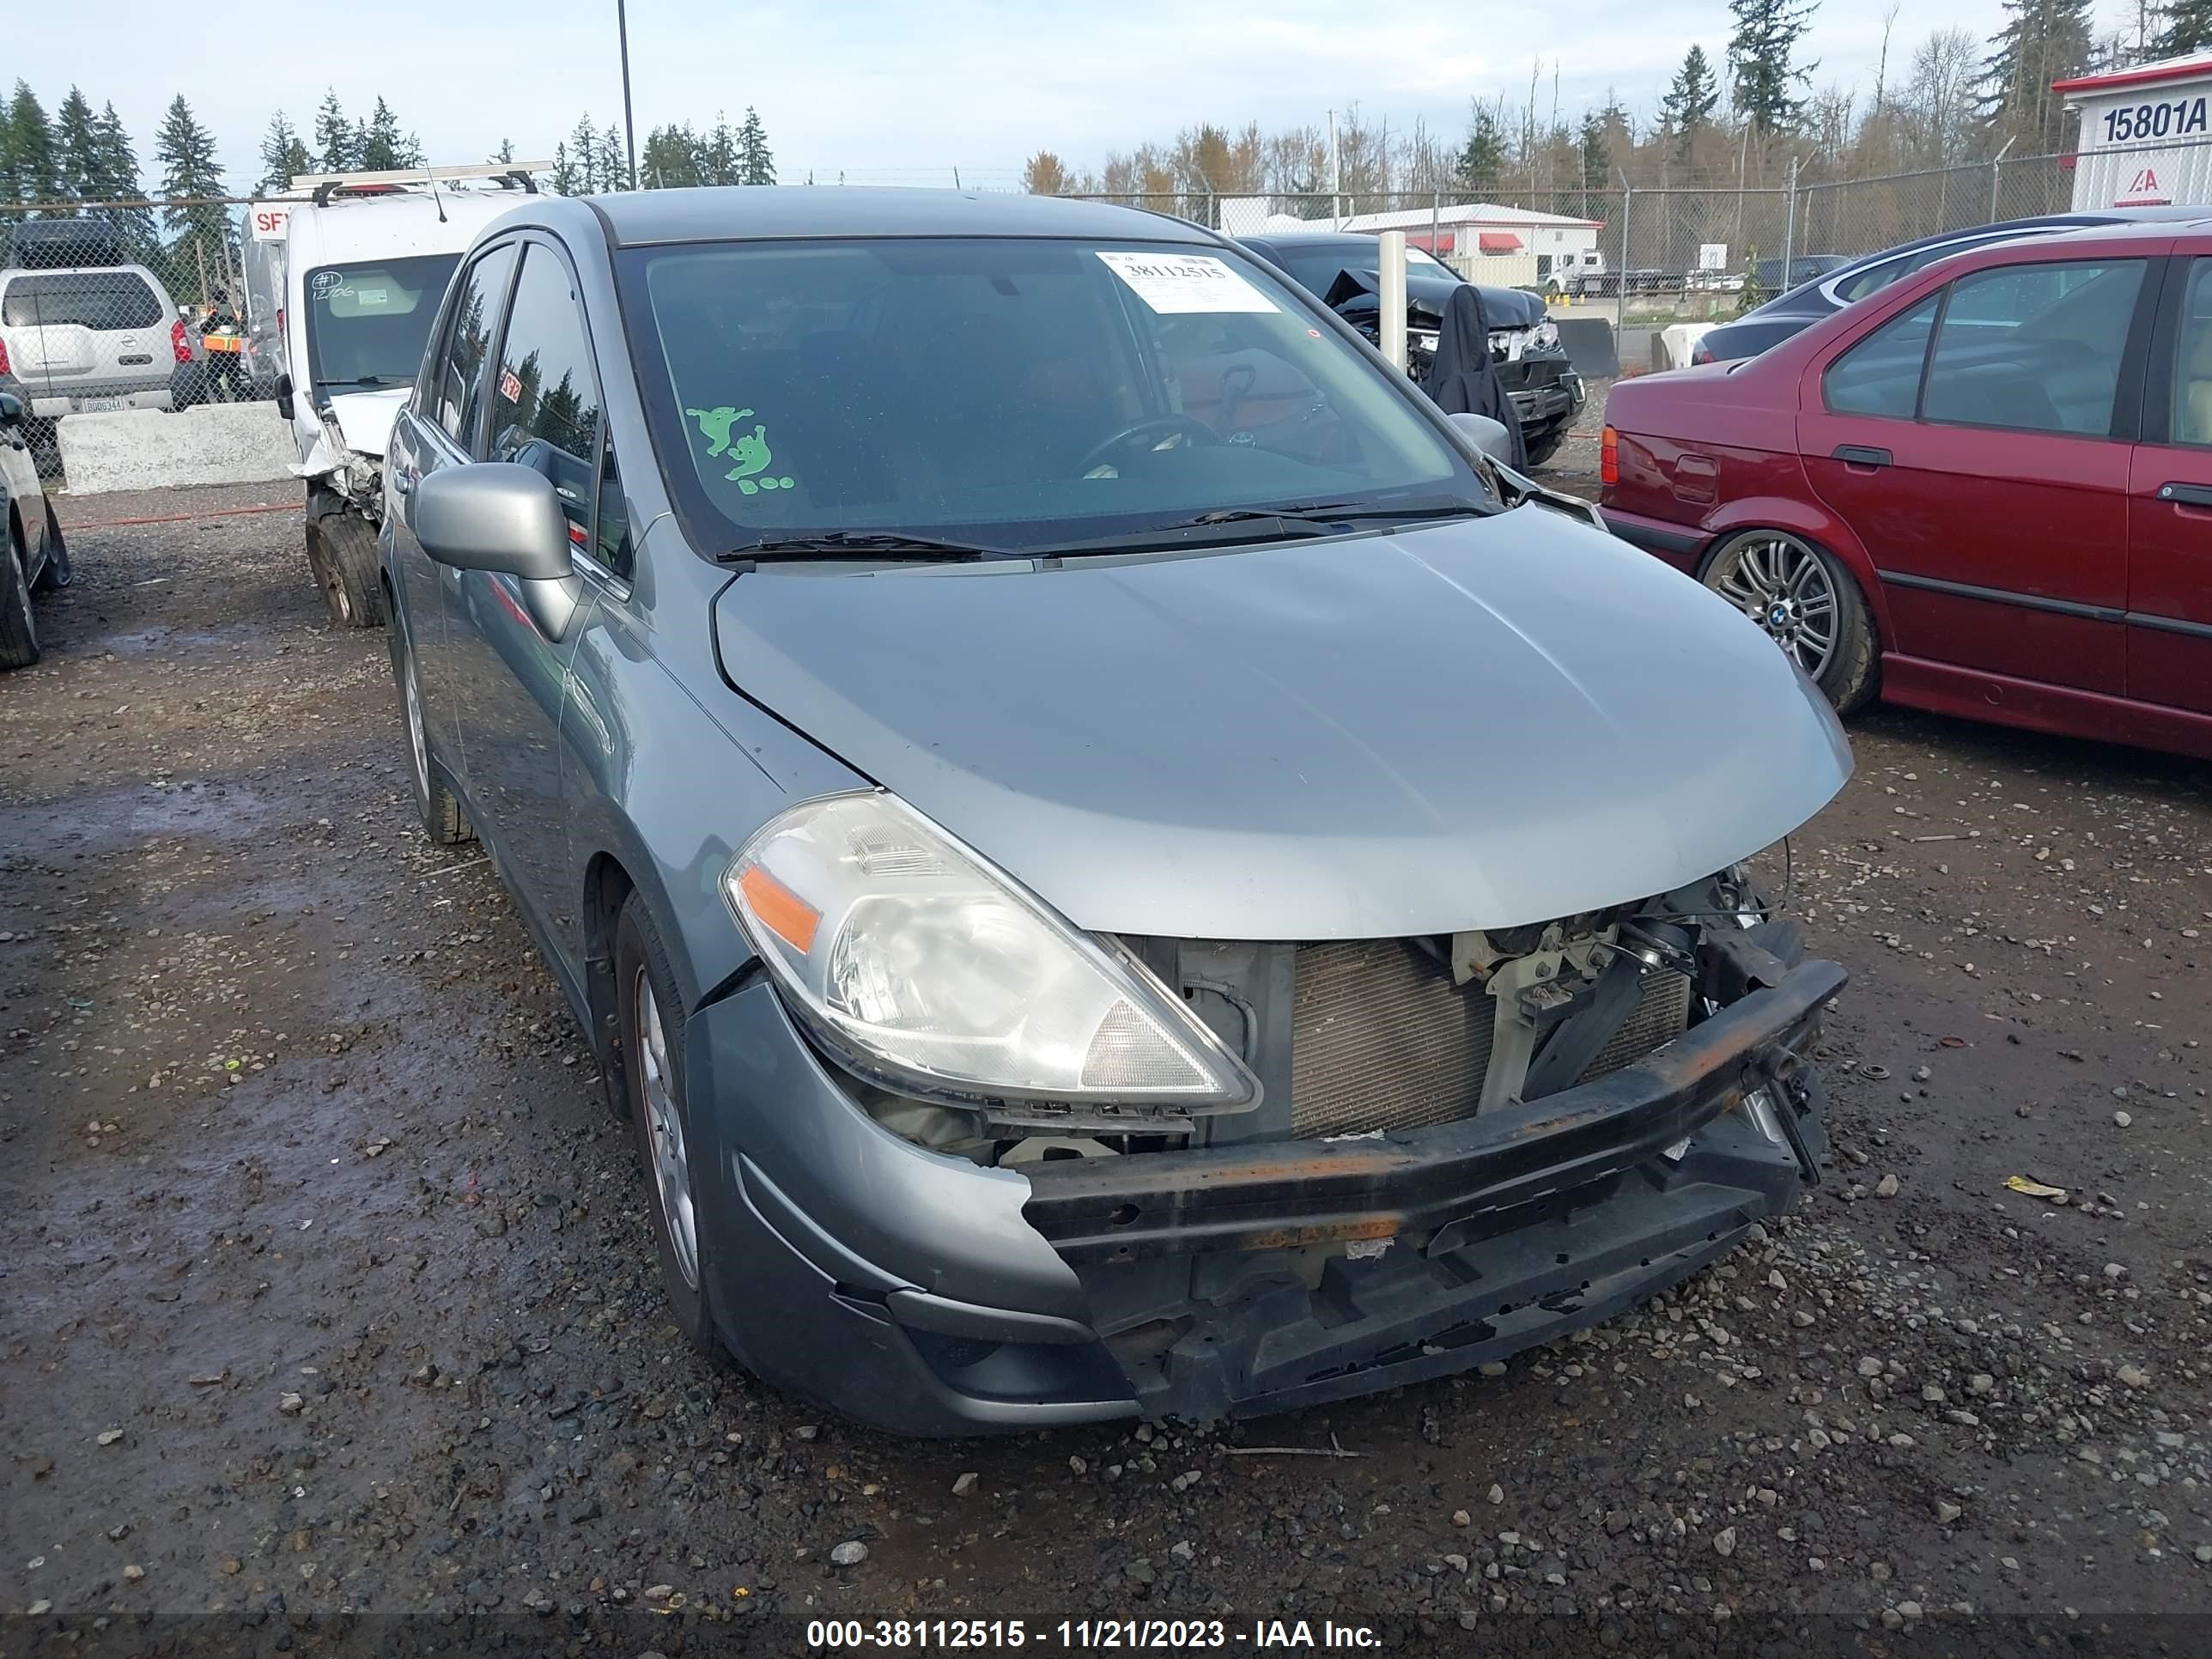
254;165;544;626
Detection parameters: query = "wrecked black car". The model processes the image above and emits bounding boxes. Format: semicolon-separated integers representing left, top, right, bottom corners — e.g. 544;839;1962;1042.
1240;233;1586;466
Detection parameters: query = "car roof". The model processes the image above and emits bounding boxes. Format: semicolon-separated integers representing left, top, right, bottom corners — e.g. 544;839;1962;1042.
1961;214;2212;257
587;186;1209;248
287;191;532;264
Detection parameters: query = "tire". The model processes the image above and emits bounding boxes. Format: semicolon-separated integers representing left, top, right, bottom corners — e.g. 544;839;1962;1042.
30;500;69;592
0;518;39;670
615;896;719;1354
1521;422;1569;470
386;603;472;845
1699;528;1879;714
305;500;387;629
170;362;207;410
27;419;62;481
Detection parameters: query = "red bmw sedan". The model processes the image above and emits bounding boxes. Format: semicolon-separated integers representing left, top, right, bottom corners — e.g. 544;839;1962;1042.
1601;218;2212;761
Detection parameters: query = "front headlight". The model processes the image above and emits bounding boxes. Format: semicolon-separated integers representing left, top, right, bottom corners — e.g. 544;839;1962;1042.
724;792;1261;1111
1532;319;1560;350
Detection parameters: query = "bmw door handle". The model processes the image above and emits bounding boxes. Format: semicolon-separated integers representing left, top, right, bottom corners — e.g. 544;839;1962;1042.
1832;444;1892;470
2156;481;2212;509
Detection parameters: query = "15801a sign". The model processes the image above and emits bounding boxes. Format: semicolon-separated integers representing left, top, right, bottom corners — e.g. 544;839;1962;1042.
2100;97;2210;143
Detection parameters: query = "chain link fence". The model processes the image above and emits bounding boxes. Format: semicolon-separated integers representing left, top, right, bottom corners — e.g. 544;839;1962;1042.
0;197;270;473
1060;134;2212;317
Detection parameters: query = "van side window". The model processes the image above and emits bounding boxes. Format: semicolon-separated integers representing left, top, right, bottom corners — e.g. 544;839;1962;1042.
432;243;519;449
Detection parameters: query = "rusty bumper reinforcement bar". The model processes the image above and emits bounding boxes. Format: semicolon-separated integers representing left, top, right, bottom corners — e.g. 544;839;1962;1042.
1022;957;1846;1267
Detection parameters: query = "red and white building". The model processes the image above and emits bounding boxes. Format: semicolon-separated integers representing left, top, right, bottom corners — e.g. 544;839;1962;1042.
1337;203;1602;289
2054;52;2212;210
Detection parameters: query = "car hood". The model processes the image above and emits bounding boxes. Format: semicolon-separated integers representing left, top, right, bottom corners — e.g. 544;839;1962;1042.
323;387;410;459
710;512;1851;941
1326;267;1547;331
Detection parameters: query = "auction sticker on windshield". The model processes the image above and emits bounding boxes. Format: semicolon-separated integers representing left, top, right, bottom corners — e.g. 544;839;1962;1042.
1096;251;1278;314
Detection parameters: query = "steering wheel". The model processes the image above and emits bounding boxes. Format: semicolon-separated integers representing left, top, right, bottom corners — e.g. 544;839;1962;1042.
1077;416;1224;476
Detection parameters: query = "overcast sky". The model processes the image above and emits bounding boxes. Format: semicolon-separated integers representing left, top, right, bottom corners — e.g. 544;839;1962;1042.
27;0;2052;191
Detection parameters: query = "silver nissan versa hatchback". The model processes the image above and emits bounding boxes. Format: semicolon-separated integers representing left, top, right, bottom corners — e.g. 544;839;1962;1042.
380;188;1853;1434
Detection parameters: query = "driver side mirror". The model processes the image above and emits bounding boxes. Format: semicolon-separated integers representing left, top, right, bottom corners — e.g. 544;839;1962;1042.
415;462;586;641
274;373;294;422
1448;411;1516;465
0;391;23;428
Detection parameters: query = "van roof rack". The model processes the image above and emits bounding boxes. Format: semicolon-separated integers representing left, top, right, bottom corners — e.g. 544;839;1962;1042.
290;163;552;207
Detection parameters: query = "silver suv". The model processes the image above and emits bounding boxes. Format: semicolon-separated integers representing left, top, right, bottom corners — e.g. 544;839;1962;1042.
0;262;203;424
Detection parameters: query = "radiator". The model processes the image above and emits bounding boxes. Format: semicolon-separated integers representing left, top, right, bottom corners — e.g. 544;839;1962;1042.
1289;939;1692;1139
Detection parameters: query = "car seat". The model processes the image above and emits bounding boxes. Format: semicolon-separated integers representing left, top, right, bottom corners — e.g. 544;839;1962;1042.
2181;301;2212;445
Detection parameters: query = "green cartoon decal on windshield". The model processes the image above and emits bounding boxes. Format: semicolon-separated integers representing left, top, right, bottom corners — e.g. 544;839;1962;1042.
685;404;795;495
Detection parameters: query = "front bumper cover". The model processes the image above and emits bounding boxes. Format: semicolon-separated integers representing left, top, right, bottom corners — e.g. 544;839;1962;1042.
693;956;1842;1432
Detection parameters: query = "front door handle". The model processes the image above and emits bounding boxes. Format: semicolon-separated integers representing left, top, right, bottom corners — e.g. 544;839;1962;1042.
1832;444;1892;469
2156;481;2212;508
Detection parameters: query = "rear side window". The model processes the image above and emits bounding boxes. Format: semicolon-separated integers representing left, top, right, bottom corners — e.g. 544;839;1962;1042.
2166;259;2212;446
1922;259;2145;437
431;243;519;448
1824;295;1938;418
2;271;162;331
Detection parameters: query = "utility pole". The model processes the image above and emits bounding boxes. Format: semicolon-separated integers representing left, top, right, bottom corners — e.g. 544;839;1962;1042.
1328;107;1340;227
617;0;639;191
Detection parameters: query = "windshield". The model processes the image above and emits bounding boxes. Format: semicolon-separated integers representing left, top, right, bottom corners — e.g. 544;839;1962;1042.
1259;240;1455;297
302;253;460;390
621;236;1486;555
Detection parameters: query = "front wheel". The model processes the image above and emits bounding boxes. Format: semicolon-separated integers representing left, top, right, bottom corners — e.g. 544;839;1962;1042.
615;897;720;1354
1700;529;1878;714
305;498;386;629
386;605;472;845
0;526;38;670
1520;421;1569;470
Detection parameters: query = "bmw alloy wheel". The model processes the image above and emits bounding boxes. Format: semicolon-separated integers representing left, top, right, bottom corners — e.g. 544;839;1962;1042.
1705;532;1839;680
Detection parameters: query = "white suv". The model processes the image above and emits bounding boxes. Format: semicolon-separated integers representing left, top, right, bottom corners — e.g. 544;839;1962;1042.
0;261;203;445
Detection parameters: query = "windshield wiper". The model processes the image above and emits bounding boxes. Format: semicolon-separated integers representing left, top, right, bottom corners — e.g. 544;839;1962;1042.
720;530;1011;565
1189;499;1489;528
316;374;410;390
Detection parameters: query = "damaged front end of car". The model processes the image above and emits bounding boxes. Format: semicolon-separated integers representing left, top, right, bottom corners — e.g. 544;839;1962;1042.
823;864;1840;1423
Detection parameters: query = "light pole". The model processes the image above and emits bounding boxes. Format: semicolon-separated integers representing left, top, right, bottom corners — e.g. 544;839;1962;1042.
617;0;639;191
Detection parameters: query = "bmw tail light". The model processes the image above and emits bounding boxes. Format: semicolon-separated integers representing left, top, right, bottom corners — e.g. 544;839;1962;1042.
170;318;191;364
1691;338;1716;366
1601;425;1619;487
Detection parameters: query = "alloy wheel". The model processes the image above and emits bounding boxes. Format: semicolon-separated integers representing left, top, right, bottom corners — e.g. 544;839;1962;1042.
1707;532;1839;680
633;969;700;1291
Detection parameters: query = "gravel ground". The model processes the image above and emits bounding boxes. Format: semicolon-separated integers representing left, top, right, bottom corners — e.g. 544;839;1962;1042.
3;483;2209;1656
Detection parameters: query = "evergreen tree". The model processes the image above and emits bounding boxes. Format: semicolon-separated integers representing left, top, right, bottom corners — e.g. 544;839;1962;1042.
489;137;515;165
641;124;703;188
1979;0;2095;152
312;88;352;173
565;114;600;191
736;106;775;185
2154;0;2212;56
258;112;312;192
1662;45;1723;161
702;113;739;185
90;102;156;258
1727;0;1819;137
360;97;407;171
155;94;228;300
1577;110;1609;192
596;121;629;191
3;82;64;205
550;141;581;198
1455;102;1508;196
54;87;100;201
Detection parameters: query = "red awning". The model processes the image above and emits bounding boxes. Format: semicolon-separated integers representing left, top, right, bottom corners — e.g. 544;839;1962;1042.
1476;231;1523;252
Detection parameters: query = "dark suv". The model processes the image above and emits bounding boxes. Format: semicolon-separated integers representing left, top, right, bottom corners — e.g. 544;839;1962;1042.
1240;234;1585;466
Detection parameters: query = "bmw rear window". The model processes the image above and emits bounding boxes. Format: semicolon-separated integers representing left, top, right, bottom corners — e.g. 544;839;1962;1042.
2;272;164;330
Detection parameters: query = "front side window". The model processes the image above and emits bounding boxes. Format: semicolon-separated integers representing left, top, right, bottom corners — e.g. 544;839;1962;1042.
2168;259;2212;446
1922;259;2145;436
2;271;163;331
488;245;604;547
303;252;461;395
432;243;519;447
619;236;1478;556
1824;295;1938;419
